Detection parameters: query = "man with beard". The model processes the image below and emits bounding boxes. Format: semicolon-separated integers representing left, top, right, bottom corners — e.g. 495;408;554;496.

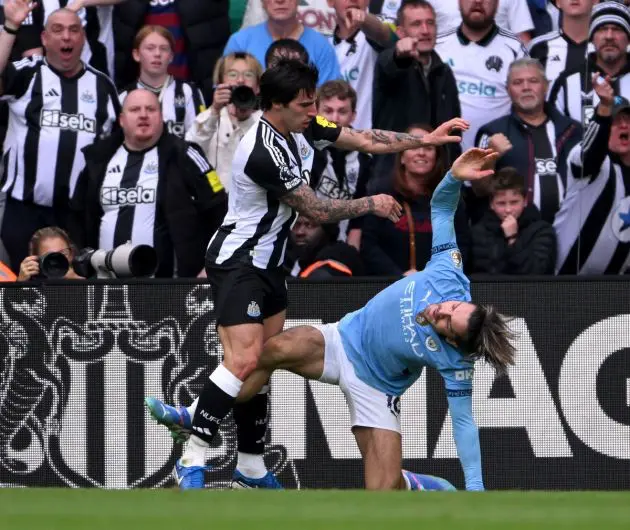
475;58;582;224
435;0;528;150
284;215;364;277
549;1;630;128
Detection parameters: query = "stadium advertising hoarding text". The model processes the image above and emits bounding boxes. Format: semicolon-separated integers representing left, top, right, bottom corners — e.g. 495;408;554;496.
0;279;628;489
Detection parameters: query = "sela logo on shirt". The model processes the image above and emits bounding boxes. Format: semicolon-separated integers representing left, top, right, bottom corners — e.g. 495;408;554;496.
535;158;557;176
485;55;503;72
166;121;185;137
40;110;96;133
457;80;497;97
149;0;175;5
101;186;156;206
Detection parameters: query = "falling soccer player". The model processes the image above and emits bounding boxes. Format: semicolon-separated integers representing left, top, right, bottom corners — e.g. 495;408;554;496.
148;147;516;490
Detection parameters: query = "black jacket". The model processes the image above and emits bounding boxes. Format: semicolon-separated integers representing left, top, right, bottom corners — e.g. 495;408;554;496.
473;105;582;224
69;129;227;277
361;187;470;276
373;49;461;146
469;205;556;275
113;0;230;99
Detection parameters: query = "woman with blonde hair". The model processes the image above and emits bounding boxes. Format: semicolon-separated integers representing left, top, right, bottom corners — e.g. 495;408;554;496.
362;124;471;276
186;52;263;193
119;25;205;138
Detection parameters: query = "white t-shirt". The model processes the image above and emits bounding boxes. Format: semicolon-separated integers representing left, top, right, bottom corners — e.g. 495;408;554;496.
435;25;528;150
329;30;383;130
378;0;533;36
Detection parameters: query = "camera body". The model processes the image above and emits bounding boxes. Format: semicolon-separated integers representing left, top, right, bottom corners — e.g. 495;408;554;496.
37;251;70;279
229;85;258;110
72;243;158;279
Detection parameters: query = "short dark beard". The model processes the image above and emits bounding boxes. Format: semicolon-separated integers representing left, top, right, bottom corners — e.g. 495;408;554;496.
462;14;494;32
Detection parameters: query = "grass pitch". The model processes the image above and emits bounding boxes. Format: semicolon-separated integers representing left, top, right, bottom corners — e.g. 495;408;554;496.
1;489;629;530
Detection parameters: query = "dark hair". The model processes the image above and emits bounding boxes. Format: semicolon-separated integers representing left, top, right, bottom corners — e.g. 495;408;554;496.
259;59;319;111
29;226;74;256
491;167;527;197
317;80;357;113
397;0;436;26
460;305;517;376
265;38;310;68
393;123;448;198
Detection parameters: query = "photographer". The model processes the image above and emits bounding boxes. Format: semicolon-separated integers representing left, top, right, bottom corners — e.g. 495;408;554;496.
17;227;83;281
185;52;263;193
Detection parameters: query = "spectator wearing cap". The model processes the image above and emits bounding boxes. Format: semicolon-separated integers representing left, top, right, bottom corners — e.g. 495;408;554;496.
549;1;630;129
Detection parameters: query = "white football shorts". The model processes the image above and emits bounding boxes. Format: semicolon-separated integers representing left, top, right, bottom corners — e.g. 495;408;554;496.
313;323;401;433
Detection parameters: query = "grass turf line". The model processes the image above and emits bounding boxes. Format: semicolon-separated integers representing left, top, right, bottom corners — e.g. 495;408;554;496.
1;490;629;530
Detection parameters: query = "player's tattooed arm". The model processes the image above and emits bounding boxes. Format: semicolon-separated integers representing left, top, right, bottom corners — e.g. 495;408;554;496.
281;184;402;224
332;118;469;154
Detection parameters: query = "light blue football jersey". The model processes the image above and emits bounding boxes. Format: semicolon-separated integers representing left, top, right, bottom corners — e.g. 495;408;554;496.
338;172;474;397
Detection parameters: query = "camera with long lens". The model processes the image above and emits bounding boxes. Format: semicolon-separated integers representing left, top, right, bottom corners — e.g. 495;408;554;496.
229;85;258;110
72;242;158;279
37;251;70;279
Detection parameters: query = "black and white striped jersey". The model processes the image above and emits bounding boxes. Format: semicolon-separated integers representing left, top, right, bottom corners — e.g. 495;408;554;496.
528;30;588;87
548;53;630;129
99;144;161;251
1;1;115;78
206;115;341;269
98;140;215;271
0;56;120;208
119;78;205;139
553;113;630;275
311;146;370;240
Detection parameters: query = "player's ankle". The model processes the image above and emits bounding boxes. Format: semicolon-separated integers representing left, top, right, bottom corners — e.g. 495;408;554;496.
236;452;267;479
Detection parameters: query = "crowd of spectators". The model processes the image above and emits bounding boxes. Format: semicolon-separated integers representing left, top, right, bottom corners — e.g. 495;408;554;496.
0;0;628;280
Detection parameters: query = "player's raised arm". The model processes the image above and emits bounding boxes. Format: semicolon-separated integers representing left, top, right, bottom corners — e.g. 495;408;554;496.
332;118;469;155
431;148;499;249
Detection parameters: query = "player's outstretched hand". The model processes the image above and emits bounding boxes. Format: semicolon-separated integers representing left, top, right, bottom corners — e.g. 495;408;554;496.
370;194;402;223
423;118;470;146
451;148;499;181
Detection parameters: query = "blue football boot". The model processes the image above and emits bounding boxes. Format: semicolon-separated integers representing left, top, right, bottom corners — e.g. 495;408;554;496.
402;470;457;491
145;397;192;443
231;469;284;489
174;459;209;490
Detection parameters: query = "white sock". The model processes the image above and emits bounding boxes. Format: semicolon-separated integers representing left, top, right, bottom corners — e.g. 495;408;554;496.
402;471;411;490
210;364;243;397
180;435;208;467
186;397;199;418
236;452;267;479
